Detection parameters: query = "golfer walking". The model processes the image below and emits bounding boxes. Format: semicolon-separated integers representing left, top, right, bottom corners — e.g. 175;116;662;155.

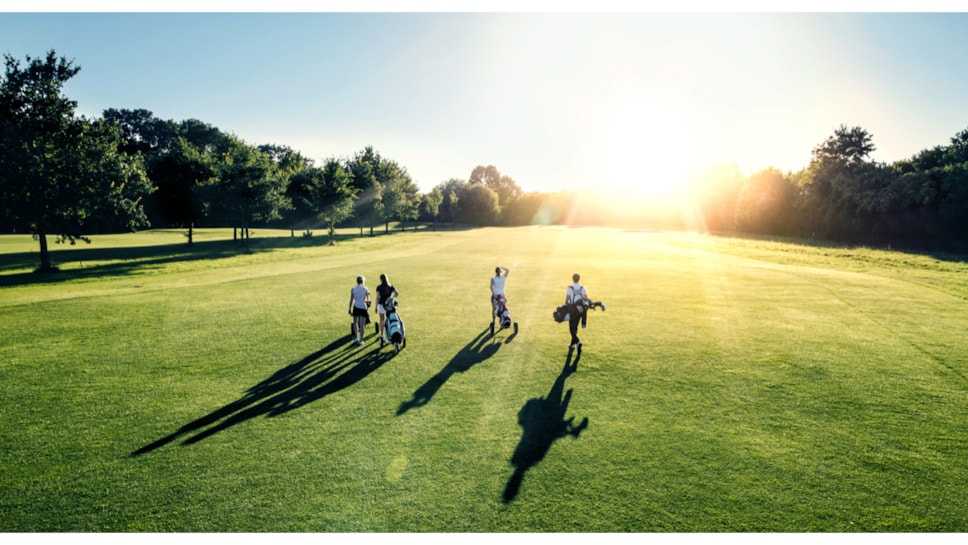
375;273;399;341
348;275;371;346
565;273;589;350
491;266;509;328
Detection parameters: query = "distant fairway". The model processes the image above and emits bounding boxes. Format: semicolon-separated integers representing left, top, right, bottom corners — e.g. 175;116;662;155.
2;226;967;531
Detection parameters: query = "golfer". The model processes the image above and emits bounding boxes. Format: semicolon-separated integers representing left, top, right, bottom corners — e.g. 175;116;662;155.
375;273;399;341
490;266;510;328
348;275;371;346
565;273;590;350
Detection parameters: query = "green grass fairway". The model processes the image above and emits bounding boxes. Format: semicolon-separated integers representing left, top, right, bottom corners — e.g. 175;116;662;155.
2;227;968;531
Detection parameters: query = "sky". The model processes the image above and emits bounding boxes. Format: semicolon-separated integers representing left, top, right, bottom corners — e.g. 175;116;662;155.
3;2;968;196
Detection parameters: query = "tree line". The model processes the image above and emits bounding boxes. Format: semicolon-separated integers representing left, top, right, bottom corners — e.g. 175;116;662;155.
689;124;968;252
3;51;968;274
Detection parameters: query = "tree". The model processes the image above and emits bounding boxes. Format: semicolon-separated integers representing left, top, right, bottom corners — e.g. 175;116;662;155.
422;187;443;230
309;159;358;246
102;107;178;156
202;136;290;250
469;164;522;208
347;146;384;236
147;136;215;244
811;124;876;167
734;168;797;235
0;51;152;271
258;144;315;234
469;165;501;188
459;183;501;225
799;125;882;240
502;191;557;226
435;178;466;225
378;160;420;231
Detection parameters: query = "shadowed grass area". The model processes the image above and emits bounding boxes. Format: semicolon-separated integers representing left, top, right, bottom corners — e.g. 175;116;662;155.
1;227;967;531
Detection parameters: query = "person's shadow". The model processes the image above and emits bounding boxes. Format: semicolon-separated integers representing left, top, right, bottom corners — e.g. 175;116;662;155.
502;348;589;503
131;335;394;456
397;327;501;415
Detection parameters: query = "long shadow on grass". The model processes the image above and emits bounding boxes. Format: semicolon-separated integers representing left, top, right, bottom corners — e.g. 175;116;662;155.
0;234;356;287
502;348;589;504
131;334;393;456
396;327;502;415
0;239;243;286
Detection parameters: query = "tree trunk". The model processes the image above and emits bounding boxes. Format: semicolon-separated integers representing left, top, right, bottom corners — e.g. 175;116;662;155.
187;223;194;245
37;229;52;272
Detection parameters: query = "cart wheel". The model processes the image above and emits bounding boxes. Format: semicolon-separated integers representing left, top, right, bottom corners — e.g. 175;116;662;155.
490;322;495;335
402;338;407;349
379;337;384;348
513;322;519;334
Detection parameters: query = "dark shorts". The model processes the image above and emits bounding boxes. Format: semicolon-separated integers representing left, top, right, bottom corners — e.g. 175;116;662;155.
352;307;369;320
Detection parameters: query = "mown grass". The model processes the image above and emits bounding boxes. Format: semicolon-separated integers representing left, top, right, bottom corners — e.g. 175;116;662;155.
1;226;967;532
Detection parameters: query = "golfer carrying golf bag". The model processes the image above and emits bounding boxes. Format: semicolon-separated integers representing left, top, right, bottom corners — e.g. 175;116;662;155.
562;272;605;350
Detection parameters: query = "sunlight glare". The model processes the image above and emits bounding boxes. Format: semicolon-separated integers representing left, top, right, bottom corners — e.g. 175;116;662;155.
598;100;693;200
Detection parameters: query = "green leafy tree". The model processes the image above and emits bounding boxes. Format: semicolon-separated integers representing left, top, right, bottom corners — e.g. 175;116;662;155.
379;160;420;232
811;124;876;166
459;183;501;226
435;178;466;225
502;191;555;226
147;136;215;244
799;125;881;239
422;187;443;230
347;146;384;236
469;164;522;208
202;136;290;250
311;159;358;246
734;168;797;235
102;107;178;156
444;191;460;224
258;144;315;234
0;51;152;271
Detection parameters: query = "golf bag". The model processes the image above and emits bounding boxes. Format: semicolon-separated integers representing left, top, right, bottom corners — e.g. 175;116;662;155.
383;297;406;351
553;299;605;323
494;294;512;329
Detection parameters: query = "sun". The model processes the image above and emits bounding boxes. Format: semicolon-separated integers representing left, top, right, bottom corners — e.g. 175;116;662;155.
597;100;693;200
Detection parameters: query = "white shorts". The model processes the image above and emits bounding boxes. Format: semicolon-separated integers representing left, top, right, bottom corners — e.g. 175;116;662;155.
378;305;387;315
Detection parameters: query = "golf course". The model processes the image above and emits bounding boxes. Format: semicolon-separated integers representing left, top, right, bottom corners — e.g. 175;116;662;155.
1;225;967;532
